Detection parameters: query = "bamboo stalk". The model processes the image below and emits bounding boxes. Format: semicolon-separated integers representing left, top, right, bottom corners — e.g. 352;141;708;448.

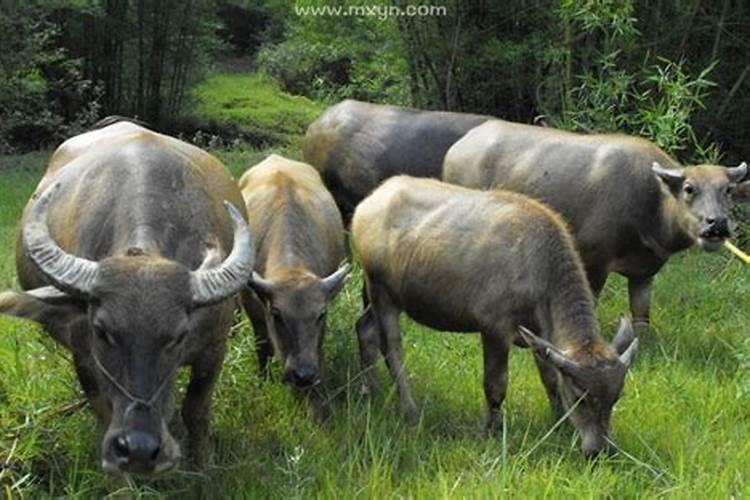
724;240;750;264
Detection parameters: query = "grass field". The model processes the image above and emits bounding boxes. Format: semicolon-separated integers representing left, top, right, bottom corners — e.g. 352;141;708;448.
0;149;747;499
190;73;323;145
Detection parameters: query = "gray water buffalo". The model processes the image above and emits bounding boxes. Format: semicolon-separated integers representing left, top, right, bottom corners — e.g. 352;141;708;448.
0;121;254;476
239;155;350;422
352;176;638;458
303;99;491;220
443;120;747;327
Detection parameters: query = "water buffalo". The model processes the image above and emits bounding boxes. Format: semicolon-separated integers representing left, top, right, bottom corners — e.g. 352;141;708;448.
239;155;350;422
303;99;491;221
443;120;748;328
352;176;638;458
0;121;254;476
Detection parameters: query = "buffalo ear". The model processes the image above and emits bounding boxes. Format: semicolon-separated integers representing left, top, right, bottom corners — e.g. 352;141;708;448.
518;325;585;378
735;181;750;203
0;286;85;350
652;162;686;189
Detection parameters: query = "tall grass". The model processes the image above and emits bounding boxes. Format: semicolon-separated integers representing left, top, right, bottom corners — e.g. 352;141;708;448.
0;151;747;498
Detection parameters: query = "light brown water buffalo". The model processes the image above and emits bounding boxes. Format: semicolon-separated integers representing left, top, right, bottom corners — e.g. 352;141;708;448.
443;120;748;328
303;99;491;221
0;121;254;476
239;154;350;422
352;176;638;458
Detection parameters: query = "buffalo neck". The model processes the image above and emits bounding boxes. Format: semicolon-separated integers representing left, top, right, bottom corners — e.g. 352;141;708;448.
650;187;696;257
544;252;601;352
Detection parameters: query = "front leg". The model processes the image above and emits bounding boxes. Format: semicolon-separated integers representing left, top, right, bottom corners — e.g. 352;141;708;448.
355;305;382;395
370;283;417;424
532;351;564;421
241;291;273;379
181;342;226;468
73;354;109;423
480;331;510;433
628;275;654;334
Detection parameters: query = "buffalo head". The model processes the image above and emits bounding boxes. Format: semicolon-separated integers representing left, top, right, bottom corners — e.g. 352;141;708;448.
248;264;350;388
0;183;254;476
519;319;638;458
653;161;747;251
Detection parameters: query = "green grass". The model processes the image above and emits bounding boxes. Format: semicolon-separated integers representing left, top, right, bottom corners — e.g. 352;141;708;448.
190;72;324;143
0;150;748;499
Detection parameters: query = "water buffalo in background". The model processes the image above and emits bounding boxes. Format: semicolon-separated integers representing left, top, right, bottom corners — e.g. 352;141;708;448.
0;121;254;476
239;155;350;422
303;99;491;221
443;120;747;329
352;176;638;458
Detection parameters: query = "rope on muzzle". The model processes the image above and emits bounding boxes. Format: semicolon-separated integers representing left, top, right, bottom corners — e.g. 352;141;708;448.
91;350;180;412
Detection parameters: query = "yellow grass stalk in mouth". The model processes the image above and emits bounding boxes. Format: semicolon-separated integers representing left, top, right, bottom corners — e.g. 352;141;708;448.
724;240;750;264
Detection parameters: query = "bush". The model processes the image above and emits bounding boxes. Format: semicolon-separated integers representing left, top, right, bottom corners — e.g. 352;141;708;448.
257;40;352;98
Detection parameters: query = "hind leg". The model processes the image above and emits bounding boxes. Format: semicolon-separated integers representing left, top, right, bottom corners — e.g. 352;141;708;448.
481;329;511;433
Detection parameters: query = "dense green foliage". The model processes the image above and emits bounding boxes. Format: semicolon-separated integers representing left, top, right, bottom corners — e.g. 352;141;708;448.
0;151;748;498
257;0;750;164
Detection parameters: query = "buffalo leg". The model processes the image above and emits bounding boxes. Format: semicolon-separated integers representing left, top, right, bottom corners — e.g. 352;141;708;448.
242;294;273;379
628;275;653;332
182;343;225;468
532;352;564;421
355;305;382;395
73;354;109;423
587;269;608;299
481;330;510;433
370;284;417;424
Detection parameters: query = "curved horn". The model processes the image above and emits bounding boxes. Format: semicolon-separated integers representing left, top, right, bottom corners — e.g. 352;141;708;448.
726;161;747;183
612;317;635;355
321;263;351;297
619;337;639;368
190;201;255;307
248;271;275;301
23;182;99;298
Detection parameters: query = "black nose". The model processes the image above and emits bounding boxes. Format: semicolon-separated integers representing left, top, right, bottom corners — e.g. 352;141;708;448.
292;366;318;387
705;216;729;234
112;430;161;464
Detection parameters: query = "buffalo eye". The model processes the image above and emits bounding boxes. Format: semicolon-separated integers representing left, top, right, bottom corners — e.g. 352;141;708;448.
94;326;116;346
168;329;189;350
683;183;695;196
270;306;282;321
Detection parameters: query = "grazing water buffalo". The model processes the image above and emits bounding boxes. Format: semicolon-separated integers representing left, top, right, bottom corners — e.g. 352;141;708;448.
352;176;638;458
239;155;350;422
443;120;748;327
0;121;254;476
303;99;491;221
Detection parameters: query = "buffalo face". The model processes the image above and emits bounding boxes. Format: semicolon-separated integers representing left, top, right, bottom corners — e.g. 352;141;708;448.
0;184;254;476
249;264;350;389
520;319;638;458
92;257;192;475
653;162;747;251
